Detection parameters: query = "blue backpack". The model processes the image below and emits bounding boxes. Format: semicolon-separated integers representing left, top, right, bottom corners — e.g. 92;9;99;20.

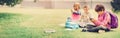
107;11;118;29
65;17;79;29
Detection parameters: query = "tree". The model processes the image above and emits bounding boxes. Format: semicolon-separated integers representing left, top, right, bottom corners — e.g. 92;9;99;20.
0;0;22;7
111;0;120;11
34;0;39;3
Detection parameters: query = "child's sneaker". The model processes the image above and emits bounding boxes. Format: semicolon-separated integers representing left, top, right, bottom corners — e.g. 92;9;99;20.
98;30;105;33
81;28;87;32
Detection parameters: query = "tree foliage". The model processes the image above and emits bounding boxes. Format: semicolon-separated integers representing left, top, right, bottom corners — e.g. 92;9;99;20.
0;0;22;7
111;0;120;11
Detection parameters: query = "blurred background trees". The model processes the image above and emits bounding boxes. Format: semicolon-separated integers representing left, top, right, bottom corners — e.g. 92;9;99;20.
0;0;22;7
111;0;120;12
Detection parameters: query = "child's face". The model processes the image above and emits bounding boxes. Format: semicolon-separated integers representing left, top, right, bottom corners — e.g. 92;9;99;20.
83;7;89;13
74;4;80;10
97;11;104;15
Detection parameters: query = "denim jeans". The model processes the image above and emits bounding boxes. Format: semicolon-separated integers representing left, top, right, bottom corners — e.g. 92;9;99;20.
85;24;110;32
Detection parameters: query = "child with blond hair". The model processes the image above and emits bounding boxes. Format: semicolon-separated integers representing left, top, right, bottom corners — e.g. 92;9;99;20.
71;3;81;22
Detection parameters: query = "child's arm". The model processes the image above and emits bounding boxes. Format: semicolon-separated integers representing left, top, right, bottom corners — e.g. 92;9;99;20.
90;13;110;27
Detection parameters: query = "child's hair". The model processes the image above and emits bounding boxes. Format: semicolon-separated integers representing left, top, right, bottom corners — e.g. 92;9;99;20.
73;2;80;9
83;5;88;8
95;4;105;12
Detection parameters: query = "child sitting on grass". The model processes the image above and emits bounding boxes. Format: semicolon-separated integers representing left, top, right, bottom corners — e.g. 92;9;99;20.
65;2;81;29
71;2;81;22
80;5;93;28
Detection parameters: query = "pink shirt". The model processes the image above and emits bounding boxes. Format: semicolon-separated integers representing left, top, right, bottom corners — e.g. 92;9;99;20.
72;13;80;21
93;11;111;29
71;9;81;22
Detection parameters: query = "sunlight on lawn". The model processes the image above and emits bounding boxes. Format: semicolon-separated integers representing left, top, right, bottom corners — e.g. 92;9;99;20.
0;8;120;38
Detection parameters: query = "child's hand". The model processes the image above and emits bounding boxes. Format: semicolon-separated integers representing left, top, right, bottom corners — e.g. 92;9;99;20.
90;18;96;22
90;18;93;20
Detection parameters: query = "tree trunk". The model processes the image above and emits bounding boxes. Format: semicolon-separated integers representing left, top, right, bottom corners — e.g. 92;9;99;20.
34;0;37;3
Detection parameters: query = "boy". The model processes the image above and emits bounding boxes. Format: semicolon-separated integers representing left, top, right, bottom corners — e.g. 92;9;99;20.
80;5;93;28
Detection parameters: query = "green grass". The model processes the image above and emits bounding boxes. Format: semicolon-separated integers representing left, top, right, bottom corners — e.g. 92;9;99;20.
0;12;31;38
0;9;120;38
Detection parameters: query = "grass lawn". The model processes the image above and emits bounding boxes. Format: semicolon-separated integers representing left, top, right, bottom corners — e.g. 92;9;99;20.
0;8;120;38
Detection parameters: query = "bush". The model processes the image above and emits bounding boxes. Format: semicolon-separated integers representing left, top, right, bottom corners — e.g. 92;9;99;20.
111;0;120;12
0;0;22;7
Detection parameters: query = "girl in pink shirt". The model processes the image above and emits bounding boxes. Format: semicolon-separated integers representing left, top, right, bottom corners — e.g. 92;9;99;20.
71;3;81;22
